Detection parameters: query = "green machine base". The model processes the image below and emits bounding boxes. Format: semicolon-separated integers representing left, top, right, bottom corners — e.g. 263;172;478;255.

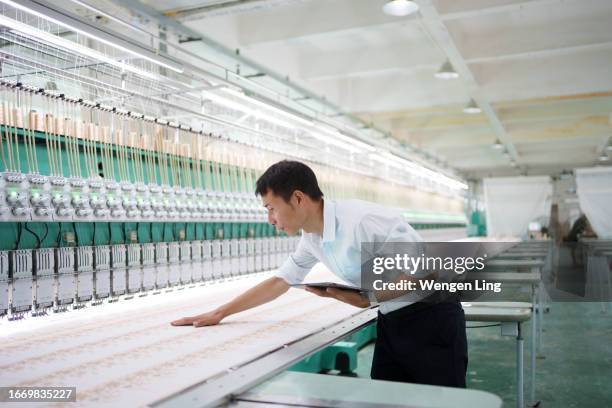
288;323;377;374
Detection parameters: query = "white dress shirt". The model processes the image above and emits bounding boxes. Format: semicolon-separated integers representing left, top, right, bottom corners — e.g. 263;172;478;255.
274;199;426;314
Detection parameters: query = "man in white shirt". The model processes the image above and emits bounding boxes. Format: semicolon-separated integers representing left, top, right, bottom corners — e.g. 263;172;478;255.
171;160;467;388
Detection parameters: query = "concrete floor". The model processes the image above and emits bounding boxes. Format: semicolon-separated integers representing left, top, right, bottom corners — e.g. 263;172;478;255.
347;301;612;407
329;248;612;407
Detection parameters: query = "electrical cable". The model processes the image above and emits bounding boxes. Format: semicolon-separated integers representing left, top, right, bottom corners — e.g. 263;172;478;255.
56;222;63;247
15;222;23;250
40;223;49;247
121;223;127;243
24;223;41;249
72;222;79;246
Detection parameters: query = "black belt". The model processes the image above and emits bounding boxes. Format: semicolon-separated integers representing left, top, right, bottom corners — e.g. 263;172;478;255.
381;291;460;319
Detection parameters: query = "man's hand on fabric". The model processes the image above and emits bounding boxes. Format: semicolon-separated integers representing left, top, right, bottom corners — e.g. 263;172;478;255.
171;310;224;327
305;286;370;308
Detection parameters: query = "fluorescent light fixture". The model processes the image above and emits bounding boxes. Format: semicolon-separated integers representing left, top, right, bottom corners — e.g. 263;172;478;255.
308;132;363;154
334;132;377;152
382;0;419;17
221;88;313;127
202;90;298;130
463;99;481;114
492;139;504;150
1;0;183;73
0;14;159;80
434;61;459;80
313;124;377;153
214;88;376;157
370;151;468;190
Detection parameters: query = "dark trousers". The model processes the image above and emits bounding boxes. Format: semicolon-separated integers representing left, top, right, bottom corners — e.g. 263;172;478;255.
370;300;468;388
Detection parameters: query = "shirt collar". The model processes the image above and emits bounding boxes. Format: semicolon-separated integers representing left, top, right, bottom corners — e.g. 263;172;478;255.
321;199;336;243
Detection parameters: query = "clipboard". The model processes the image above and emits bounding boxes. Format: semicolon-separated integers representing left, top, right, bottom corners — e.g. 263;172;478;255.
290;282;369;293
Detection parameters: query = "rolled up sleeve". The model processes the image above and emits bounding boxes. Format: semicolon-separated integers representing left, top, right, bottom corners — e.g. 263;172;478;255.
274;236;318;284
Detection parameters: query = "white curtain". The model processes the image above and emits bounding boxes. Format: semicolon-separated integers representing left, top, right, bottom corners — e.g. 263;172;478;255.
575;167;612;239
483;176;553;238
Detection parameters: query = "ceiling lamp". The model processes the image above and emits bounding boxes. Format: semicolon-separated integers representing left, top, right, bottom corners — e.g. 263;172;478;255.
598;153;610;161
510;160;517;167
492;139;504;150
382;0;419;16
463;99;481;114
434;60;459;79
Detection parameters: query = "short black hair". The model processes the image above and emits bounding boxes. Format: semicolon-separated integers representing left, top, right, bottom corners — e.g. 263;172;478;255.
255;160;323;202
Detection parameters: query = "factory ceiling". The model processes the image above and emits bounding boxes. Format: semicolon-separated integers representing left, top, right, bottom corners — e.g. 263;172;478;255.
71;0;612;178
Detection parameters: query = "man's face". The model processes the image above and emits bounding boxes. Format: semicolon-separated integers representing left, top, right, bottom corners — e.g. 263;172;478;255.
261;190;305;236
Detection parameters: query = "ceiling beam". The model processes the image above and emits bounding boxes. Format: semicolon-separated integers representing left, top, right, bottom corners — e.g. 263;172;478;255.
462;162;609;179
302;39;612;83
416;0;519;162
234;0;412;46
359;93;612;122
299;42;441;81
468;41;612;65
446;0;612;61
114;0;464;180
438;0;581;21
390;113;611;133
116;0;381;135
411;129;608;153
165;0;284;21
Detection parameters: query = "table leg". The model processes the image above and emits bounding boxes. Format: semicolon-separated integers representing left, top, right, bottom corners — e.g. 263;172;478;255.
606;255;612;312
517;322;524;408
529;285;537;403
589;252;608;313
531;266;543;356
537;281;543;354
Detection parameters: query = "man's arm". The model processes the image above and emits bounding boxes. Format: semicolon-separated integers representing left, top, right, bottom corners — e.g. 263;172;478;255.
312;212;428;306
305;271;435;307
171;276;289;327
172;235;317;327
